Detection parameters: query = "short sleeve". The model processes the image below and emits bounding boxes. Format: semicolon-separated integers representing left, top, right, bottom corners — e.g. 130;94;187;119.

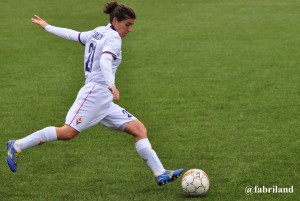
78;31;92;46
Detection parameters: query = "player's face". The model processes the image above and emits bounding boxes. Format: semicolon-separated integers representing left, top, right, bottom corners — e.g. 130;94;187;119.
112;17;135;38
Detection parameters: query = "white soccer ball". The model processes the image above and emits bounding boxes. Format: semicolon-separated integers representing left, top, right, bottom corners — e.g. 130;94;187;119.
181;169;210;196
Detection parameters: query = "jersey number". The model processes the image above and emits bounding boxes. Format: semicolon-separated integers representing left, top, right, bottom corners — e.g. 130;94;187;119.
85;43;96;73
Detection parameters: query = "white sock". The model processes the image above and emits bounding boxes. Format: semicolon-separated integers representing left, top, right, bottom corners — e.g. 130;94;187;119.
14;127;57;152
135;138;165;176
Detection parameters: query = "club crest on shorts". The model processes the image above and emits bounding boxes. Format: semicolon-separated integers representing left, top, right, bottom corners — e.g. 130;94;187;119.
76;117;83;124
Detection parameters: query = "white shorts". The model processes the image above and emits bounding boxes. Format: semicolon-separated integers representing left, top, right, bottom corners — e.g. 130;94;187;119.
65;82;137;132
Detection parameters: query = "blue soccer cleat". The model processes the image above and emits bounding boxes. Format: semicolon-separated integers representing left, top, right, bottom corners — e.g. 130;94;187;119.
6;140;20;173
155;169;184;186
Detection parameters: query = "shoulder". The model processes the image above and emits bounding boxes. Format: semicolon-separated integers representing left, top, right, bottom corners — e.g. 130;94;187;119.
108;32;121;43
104;28;121;47
105;27;121;41
92;25;121;40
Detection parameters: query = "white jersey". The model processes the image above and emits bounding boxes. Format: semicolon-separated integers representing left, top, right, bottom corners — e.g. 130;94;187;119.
45;23;122;86
79;24;122;85
44;23;136;132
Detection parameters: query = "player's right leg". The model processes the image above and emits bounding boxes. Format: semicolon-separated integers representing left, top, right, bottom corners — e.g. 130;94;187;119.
7;126;58;172
6;140;20;173
6;125;79;172
7;83;111;172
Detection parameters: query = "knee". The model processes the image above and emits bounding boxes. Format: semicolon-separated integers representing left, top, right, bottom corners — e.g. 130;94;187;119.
62;132;76;141
56;125;79;140
132;122;148;140
124;120;148;140
138;124;147;138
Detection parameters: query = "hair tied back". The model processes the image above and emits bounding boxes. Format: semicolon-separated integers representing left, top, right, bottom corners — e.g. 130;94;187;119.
104;0;119;14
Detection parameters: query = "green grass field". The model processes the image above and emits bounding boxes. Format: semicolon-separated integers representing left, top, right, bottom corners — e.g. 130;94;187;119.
0;0;299;200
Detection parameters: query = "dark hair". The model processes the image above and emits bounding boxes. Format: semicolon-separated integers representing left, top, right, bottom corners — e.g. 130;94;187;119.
104;0;136;23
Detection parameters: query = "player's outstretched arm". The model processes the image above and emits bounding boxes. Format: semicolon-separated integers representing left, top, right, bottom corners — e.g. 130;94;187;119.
31;15;86;42
31;15;48;29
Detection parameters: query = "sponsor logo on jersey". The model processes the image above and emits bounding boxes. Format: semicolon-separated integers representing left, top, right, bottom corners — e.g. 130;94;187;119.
92;31;104;40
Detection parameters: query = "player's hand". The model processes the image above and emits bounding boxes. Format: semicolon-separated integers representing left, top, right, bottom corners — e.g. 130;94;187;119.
108;85;120;100
31;15;48;29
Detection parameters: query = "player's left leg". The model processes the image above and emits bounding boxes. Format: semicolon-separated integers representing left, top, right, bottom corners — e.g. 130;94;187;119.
124;120;165;174
124;120;184;185
100;103;184;185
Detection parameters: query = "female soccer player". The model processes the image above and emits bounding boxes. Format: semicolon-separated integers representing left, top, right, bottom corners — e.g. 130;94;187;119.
6;1;183;185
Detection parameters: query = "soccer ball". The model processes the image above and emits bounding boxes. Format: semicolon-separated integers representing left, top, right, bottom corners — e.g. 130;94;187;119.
181;169;210;196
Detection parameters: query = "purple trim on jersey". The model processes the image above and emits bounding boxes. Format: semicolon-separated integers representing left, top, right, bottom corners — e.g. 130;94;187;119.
102;51;117;60
110;25;116;31
78;33;85;46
